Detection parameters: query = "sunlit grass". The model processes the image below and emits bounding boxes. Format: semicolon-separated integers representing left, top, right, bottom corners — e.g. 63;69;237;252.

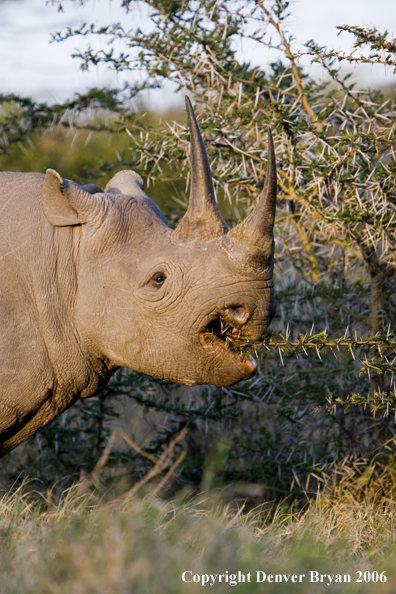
1;481;396;593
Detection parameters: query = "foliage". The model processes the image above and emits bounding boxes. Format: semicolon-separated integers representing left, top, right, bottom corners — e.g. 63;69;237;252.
305;25;396;70
1;0;396;501
0;89;124;156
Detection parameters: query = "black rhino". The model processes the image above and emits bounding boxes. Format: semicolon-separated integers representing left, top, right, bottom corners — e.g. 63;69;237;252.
0;97;276;456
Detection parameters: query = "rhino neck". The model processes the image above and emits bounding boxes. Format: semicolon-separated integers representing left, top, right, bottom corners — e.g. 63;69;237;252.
31;214;113;400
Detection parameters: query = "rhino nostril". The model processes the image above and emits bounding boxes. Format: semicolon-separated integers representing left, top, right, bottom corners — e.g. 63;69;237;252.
223;306;251;326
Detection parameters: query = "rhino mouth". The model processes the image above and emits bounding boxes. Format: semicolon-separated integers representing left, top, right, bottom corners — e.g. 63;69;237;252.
199;316;257;378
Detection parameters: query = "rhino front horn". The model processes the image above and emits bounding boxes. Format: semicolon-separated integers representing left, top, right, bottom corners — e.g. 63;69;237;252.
222;128;277;269
173;96;228;244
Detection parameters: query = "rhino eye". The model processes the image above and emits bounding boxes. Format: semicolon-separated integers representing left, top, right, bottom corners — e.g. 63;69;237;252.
148;271;166;288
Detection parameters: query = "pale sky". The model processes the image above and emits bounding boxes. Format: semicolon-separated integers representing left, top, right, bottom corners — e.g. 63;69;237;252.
0;0;395;110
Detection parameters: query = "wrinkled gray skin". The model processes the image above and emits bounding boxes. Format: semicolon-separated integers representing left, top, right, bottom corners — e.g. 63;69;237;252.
0;97;276;456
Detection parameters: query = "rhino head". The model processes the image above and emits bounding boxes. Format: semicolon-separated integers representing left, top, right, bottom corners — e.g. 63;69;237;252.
43;97;276;388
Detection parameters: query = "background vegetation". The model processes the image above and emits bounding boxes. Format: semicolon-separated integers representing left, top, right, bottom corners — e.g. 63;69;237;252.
2;0;396;589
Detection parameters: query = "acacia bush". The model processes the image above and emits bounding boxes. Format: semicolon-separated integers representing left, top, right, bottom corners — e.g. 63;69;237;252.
2;0;396;502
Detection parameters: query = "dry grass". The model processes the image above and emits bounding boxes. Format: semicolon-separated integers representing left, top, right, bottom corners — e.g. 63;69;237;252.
1;479;396;594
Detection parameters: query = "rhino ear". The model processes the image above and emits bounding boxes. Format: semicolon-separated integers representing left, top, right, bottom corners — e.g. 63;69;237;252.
104;170;146;197
43;169;100;227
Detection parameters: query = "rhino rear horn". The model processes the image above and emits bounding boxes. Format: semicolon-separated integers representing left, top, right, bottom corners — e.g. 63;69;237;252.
222;128;277;268
172;96;228;244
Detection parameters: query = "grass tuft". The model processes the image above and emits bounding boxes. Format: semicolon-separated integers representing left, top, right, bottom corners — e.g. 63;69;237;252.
1;483;396;593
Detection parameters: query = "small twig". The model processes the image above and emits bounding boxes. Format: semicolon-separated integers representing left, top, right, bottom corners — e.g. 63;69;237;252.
77;429;160;494
120;428;188;503
149;450;187;499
